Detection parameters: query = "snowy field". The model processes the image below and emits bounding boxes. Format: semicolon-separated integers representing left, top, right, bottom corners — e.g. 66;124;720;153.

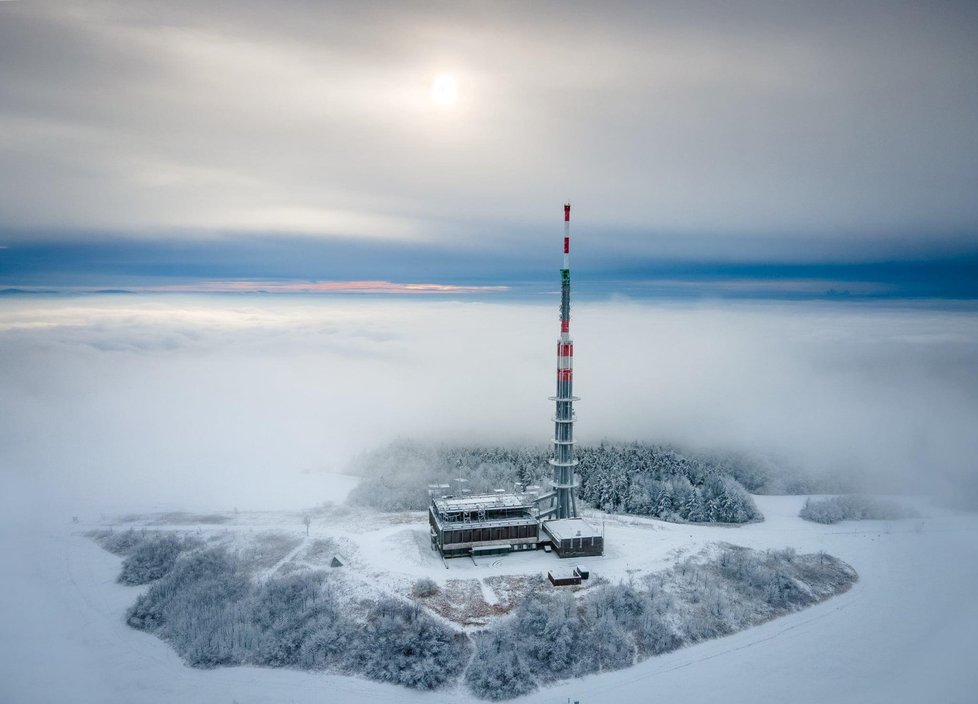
2;488;977;704
2;295;977;702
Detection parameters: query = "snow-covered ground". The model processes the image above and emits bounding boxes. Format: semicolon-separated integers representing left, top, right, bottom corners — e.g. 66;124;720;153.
2;487;976;704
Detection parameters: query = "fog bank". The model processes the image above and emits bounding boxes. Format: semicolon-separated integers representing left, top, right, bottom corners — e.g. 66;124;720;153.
1;295;976;516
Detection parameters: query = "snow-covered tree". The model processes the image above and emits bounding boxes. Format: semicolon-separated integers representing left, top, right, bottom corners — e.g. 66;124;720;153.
465;629;537;700
349;597;471;690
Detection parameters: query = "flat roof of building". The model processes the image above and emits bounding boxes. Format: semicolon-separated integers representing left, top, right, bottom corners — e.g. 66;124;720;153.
543;518;602;542
432;492;533;514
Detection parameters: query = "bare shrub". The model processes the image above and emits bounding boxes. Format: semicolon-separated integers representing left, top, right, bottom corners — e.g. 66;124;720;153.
411;577;439;598
118;533;201;585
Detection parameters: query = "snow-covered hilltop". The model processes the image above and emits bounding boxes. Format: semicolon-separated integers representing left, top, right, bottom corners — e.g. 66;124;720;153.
86;488;861;700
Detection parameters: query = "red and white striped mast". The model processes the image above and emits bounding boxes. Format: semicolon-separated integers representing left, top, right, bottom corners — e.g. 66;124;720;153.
549;202;579;520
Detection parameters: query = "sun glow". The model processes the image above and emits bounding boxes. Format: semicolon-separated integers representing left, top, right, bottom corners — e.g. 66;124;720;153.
430;73;458;106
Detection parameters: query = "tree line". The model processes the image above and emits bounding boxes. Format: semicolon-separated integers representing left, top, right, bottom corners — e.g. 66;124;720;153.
347;440;762;524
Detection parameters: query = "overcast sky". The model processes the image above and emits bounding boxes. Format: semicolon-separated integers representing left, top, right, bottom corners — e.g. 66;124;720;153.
2;1;977;287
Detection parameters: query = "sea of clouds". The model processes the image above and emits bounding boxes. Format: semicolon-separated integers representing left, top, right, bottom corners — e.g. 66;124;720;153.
1;294;976;518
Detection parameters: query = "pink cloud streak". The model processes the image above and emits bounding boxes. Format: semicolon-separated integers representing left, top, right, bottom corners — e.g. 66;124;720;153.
148;280;510;294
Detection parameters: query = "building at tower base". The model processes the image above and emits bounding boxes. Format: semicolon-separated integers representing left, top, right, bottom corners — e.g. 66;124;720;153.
427;494;604;559
429;493;540;558
542;518;604;558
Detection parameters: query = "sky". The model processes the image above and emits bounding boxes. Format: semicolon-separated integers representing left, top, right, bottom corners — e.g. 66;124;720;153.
1;1;977;296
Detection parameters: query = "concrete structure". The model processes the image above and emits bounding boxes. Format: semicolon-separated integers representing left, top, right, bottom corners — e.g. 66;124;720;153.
538;202;580;522
537;204;604;557
548;569;582;586
428;204;603;560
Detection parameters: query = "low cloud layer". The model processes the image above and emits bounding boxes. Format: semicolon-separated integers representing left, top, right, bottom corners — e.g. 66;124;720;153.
1;296;976;516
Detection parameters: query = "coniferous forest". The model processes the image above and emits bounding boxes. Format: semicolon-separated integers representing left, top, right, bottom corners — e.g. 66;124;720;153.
347;441;766;524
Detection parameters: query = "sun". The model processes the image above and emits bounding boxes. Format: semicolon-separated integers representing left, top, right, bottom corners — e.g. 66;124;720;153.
430;74;458;107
